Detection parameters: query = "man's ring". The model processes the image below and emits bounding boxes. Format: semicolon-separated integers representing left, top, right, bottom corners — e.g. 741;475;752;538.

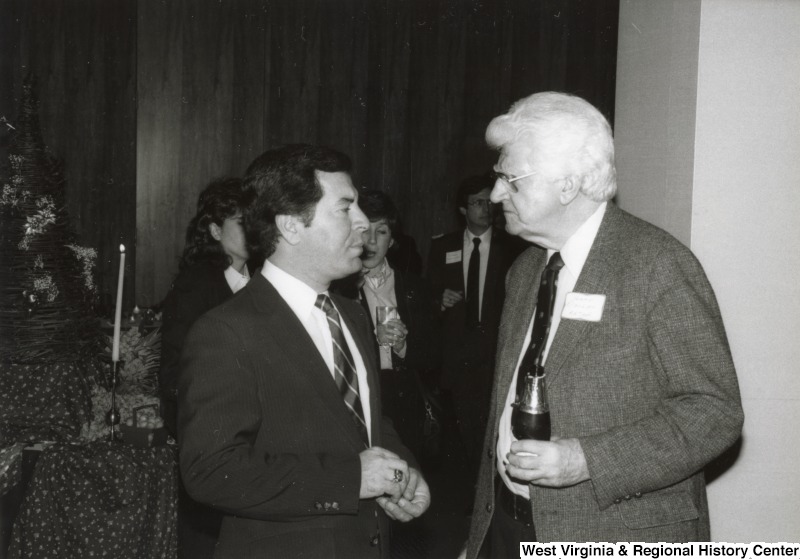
393;469;404;483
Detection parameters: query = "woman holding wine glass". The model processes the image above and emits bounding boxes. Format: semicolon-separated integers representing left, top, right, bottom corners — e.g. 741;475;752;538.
333;190;440;460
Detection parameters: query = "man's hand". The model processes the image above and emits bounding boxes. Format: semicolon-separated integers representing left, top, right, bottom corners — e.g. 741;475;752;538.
441;288;464;309
359;447;409;500
376;467;431;522
505;437;590;487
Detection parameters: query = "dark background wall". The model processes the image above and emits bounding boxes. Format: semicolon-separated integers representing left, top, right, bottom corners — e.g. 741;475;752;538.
1;0;618;308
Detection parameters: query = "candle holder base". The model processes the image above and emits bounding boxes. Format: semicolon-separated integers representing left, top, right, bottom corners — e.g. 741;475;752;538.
106;361;124;442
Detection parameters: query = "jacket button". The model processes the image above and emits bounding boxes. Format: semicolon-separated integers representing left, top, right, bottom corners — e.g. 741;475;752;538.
370;535;380;546
624;495;632;501
486;503;493;513
613;498;622;504
487;448;494;458
314;502;323;510
634;492;642;498
324;502;331;510
331;502;340;510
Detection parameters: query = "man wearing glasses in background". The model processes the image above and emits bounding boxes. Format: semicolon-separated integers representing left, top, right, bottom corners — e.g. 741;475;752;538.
461;92;743;555
427;173;525;491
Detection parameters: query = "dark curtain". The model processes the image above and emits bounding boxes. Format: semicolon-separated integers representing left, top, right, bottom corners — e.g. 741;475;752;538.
1;0;618;307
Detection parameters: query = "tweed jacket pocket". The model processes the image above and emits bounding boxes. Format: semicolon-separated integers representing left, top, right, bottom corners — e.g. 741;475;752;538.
618;490;699;529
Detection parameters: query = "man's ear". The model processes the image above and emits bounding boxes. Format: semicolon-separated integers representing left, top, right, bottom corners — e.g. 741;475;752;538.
559;176;581;205
275;214;302;246
459;207;467;218
209;223;222;241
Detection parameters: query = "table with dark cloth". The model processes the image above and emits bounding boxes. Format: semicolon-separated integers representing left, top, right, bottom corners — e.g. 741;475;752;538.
8;441;177;559
0;362;92;448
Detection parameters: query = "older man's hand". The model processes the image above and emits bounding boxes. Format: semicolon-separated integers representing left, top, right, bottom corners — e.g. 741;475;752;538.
376;467;431;522
505;437;590;487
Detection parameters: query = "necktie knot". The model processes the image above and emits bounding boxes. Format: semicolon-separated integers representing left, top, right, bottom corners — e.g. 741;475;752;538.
315;293;335;316
473;237;481;249
546;251;564;272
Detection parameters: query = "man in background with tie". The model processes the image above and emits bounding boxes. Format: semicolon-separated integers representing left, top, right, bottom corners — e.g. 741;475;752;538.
178;144;430;559
427;174;524;481
463;92;743;555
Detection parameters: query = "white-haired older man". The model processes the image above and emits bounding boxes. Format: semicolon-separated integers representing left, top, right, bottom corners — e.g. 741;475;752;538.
462;92;743;554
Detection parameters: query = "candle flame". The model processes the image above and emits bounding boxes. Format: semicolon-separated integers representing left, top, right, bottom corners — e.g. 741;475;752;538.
120;244;126;253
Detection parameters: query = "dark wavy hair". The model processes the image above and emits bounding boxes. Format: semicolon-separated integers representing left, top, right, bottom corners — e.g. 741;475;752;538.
179;176;249;270
243;144;352;258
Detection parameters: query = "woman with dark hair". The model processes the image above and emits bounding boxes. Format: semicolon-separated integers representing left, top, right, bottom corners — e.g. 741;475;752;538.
158;176;252;559
159;177;252;435
334;190;440;461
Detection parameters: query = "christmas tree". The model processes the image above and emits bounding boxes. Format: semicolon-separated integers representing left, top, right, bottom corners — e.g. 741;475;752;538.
0;75;101;365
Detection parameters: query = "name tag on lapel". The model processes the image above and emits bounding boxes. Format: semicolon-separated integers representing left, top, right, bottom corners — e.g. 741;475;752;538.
562;292;606;322
445;250;462;264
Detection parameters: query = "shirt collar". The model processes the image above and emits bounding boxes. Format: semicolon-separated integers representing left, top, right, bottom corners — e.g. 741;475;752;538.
224;264;250;293
261;259;322;320
363;258;393;290
464;227;492;246
553;202;607;279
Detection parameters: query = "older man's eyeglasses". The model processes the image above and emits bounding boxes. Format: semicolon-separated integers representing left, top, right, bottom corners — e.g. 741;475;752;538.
492;169;536;193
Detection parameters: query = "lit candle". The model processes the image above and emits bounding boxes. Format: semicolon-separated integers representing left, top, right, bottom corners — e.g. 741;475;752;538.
112;244;126;362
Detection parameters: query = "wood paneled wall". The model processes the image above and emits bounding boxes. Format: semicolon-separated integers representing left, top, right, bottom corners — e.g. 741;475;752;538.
2;0;618;308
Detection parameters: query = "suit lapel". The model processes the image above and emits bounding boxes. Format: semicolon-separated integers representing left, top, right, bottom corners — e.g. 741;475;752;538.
482;228;502;317
544;205;621;386
249;276;366;451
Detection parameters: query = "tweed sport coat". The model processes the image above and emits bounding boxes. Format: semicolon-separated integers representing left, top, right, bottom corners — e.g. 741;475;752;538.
178;273;413;559
466;203;744;549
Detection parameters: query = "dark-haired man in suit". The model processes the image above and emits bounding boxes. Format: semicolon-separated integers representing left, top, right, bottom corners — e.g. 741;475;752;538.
427;174;524;476
179;144;430;559
462;93;743;555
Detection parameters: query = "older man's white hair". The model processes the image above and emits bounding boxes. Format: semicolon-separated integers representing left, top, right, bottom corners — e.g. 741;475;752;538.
486;92;617;202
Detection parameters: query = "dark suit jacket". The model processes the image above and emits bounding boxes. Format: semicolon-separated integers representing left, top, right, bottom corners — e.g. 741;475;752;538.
178;273;412;559
159;262;233;436
466;204;744;549
335;269;440;458
426;228;523;390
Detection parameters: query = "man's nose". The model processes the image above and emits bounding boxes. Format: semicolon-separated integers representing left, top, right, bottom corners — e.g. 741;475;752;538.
490;181;508;203
352;204;369;231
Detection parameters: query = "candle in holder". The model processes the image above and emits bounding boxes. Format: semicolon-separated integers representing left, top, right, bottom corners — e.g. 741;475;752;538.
111;244;126;362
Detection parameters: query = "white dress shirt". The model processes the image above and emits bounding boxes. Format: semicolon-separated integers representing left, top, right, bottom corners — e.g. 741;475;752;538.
224;264;250;294
497;202;607;498
261;259;372;443
462;227;493;322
